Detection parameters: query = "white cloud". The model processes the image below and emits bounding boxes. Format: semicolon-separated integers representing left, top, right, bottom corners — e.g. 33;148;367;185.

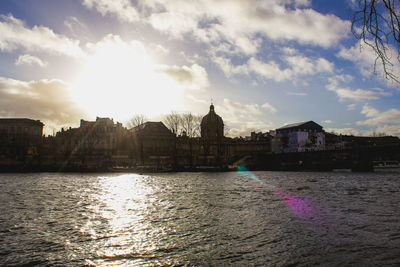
217;98;275;137
222;98;264;116
357;108;400;126
261;102;277;114
316;58;335;73
0;77;87;133
356;104;400;136
374;125;400;137
212;55;249;77
0;14;85;58
82;0;140;23
287;91;307;96
282;47;298;55
81;0;346;84
213;50;335;82
155;63;209;91
326;76;392;100
323;120;333;124
335;88;391;100
293;0;312;7
284;55;334;75
340;74;354;82
325;127;363;136
347;103;356;110
361;103;380;118
338;41;400;88
64;16;91;40
248;57;292;82
83;0;350;55
15;54;47;67
185;94;208;104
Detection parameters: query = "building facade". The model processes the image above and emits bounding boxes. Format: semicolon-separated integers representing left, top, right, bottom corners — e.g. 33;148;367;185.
130;121;176;170
200;104;225;166
0;118;44;157
275;121;325;153
0;118;43;138
55;117;131;168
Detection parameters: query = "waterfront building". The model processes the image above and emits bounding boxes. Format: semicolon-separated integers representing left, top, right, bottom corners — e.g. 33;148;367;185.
55;117;131;168
79;117;128;151
57;117;128;152
275;121;325;153
200;104;224;142
0;118;43;138
339;135;400;150
0;118;44;157
175;135;202;169
224;137;271;168
249;131;271;141
200;104;225;166
130;121;175;170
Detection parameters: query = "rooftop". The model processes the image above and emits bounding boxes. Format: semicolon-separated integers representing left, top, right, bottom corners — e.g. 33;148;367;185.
276;121;322;131
0;118;44;126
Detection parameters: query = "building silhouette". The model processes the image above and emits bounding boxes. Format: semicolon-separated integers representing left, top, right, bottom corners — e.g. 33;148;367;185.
0;106;399;172
201;104;224;141
274;121;325;153
0;118;43;157
200;104;225;166
130;121;175;170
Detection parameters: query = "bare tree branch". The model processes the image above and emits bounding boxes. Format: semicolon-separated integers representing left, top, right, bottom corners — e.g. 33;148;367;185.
181;113;202;137
127;114;147;129
163;111;182;135
352;0;400;83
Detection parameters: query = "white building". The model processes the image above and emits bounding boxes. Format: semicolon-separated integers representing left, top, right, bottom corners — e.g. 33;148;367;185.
274;121;325;153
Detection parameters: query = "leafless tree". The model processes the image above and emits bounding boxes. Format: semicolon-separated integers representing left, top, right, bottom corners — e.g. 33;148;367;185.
127;114;147;129
181;113;202;137
370;131;387;137
352;0;400;83
224;123;230;136
193;115;202;137
163;111;182;135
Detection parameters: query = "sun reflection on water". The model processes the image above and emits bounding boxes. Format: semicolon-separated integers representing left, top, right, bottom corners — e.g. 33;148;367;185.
80;174;162;265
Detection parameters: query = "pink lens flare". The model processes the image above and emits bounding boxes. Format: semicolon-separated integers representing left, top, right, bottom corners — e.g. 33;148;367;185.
238;166;318;221
273;189;317;220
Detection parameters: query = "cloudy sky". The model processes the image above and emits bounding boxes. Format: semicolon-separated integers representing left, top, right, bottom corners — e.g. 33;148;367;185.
0;0;399;136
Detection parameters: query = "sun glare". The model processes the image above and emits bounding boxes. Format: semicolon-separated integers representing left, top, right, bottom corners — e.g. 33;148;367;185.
72;37;183;122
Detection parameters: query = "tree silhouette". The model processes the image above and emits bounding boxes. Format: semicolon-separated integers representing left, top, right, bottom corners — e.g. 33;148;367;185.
352;0;400;83
163;111;202;137
181;113;202;137
127;114;147;129
163;111;182;135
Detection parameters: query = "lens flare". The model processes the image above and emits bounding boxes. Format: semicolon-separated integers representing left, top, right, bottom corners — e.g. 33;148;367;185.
273;189;316;220
237;166;318;221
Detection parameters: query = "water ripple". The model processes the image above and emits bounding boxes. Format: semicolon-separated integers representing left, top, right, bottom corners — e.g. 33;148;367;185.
1;171;400;265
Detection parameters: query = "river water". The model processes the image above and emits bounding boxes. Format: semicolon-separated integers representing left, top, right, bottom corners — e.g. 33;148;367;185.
1;170;400;266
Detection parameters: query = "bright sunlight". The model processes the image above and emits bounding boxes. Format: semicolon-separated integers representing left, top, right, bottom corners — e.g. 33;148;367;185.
72;35;184;122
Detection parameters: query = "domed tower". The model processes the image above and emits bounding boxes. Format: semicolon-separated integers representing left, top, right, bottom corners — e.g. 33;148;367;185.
201;104;224;141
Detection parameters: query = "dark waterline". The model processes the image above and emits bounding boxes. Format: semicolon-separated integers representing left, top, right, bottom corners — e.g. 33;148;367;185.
1;171;400;266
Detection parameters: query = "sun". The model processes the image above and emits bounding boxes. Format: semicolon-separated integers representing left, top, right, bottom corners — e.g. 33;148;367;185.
72;36;184;122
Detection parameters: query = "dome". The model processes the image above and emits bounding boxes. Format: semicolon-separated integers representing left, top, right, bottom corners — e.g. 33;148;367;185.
201;104;224;140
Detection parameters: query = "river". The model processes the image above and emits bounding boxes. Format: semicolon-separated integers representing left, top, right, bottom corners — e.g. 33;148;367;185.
1;170;399;266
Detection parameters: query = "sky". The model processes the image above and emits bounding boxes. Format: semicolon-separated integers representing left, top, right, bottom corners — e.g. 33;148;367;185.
0;0;399;137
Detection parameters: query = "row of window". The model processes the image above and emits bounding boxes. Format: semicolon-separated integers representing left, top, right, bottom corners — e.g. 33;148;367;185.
0;127;42;135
